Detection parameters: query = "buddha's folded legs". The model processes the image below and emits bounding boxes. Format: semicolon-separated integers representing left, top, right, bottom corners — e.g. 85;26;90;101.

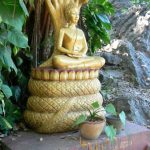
52;55;105;69
84;56;105;69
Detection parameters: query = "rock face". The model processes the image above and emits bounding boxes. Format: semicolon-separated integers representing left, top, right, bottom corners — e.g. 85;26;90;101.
110;0;132;17
100;66;150;126
112;81;150;126
102;39;150;87
102;5;150;88
99;1;150;126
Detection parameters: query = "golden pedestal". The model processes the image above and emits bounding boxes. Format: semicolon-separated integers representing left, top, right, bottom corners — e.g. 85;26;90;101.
24;68;105;133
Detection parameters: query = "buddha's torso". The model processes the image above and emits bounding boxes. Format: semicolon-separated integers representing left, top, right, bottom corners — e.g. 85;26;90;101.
53;28;84;56
62;29;83;52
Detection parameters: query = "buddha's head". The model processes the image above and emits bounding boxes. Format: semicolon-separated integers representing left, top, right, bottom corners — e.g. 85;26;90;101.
65;3;80;24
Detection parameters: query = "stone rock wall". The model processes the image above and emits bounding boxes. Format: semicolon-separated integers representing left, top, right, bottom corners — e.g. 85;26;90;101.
102;5;150;88
99;1;150;126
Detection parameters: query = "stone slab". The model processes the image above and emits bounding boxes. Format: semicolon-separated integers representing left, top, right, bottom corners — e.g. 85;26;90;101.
0;122;150;150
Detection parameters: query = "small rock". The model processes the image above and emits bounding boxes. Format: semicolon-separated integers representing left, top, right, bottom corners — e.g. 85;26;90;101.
101;52;122;65
11;137;16;141
39;137;43;141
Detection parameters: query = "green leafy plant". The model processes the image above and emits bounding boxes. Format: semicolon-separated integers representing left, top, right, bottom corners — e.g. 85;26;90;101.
74;101;104;126
0;0;31;134
82;0;114;54
75;101;126;141
105;103;126;126
105;103;126;141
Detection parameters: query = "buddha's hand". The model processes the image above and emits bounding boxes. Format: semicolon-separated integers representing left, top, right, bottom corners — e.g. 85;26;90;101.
67;54;82;58
67;51;83;58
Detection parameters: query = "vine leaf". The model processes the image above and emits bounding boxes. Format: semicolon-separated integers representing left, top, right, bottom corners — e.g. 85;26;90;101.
0;0;25;30
7;28;28;48
19;0;29;16
0;46;17;73
105;103;117;116
74;114;87;126
1;84;12;99
0;115;12;131
105;125;116;141
119;111;126;127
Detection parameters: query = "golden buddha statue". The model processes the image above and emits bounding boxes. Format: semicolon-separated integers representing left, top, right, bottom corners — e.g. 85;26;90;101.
24;0;105;134
40;2;105;69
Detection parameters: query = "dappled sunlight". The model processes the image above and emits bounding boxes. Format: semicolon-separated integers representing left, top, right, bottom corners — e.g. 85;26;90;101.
134;11;150;35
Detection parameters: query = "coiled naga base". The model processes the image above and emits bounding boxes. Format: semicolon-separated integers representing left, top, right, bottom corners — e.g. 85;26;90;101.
24;68;105;133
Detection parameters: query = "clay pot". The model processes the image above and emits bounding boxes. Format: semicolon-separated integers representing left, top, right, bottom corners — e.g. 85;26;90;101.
106;115;124;133
80;120;105;140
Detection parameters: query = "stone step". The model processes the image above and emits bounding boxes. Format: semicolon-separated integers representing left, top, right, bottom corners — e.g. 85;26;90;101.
0;121;150;150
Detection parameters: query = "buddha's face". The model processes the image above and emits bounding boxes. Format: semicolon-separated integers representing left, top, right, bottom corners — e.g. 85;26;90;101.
68;8;79;24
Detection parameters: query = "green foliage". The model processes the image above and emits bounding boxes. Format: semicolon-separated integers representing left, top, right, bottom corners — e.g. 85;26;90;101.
91;101;100;108
82;0;114;54
105;125;116;141
19;0;29;16
7;28;28;48
0;79;22;133
0;45;17;73
0;98;21;133
75;101;126;141
0;0;26;30
87;101;102;121
119;111;126;127
105;103;117;116
74;101;118;141
104;103;126;141
0;0;31;134
74;101;103;126
0;116;13;131
74;114;87;126
105;103;126;126
1;84;12;99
